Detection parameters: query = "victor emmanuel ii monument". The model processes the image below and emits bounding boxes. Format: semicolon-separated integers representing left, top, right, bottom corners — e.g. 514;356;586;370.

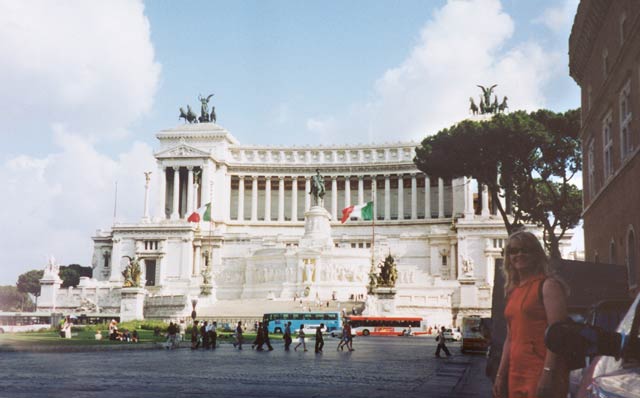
37;94;572;326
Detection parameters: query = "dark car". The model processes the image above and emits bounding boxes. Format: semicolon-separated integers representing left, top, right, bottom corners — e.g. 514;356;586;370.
568;299;633;397
545;292;640;398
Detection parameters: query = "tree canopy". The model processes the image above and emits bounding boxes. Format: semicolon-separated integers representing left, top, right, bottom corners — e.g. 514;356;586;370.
59;264;92;288
0;285;33;311
414;109;582;258
16;269;44;298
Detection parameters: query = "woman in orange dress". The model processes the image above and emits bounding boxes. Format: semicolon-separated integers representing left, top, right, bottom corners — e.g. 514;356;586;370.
493;230;569;398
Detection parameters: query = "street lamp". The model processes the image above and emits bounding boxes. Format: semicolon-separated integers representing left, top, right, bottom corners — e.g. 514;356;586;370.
191;298;198;321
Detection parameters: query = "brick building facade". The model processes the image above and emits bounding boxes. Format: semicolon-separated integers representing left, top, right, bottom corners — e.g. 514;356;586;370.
569;0;640;294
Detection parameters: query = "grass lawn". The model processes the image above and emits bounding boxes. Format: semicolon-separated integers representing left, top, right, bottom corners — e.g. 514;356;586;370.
0;329;259;348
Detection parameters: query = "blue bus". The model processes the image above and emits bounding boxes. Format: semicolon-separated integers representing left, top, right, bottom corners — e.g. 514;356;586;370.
263;311;341;334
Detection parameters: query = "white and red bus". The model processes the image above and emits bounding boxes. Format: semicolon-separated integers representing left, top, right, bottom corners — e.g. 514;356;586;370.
347;316;426;336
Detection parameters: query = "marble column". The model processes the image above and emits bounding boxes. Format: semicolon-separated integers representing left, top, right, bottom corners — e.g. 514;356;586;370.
143;171;151;222
278;176;285;222
265;176;271;221
251;176;258;222
450;242;457;280
384;175;390;220
157;165;166;220
344;176;351;208
305;177;311;210
194;244;201;276
171;167;180;220
291;176;298;221
397;174;404;220
410;173;417;220
186;167;194;216
481;183;490;216
331;176;338;220
358;175;364;205
464;176;474;220
238;176;245;221
438;178;445;218
371;177;377;220
425;175;431;219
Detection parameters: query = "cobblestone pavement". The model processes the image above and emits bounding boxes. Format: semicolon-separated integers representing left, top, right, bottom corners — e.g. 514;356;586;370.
0;337;492;398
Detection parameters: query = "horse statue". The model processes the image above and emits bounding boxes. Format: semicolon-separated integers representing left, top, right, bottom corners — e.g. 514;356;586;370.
309;169;325;206
469;97;478;115
492;95;499;114
477;84;497;114
498;96;509;113
179;105;198;123
210;106;217;123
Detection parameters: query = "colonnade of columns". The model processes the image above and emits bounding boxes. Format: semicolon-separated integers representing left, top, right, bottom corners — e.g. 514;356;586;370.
230;173;455;222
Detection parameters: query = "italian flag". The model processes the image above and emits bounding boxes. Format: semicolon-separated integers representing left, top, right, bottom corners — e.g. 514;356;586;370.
340;201;374;223
187;202;212;223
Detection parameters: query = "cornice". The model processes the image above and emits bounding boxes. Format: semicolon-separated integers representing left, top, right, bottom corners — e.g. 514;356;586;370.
569;0;612;85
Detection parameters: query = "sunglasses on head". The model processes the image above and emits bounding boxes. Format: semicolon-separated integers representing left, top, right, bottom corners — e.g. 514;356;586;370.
509;247;531;255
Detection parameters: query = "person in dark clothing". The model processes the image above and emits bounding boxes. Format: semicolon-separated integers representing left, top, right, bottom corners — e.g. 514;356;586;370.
233;321;243;350
191;320;200;350
200;321;209;349
262;322;274;351
315;323;325;353
253;321;265;350
435;326;451;357
283;321;293;351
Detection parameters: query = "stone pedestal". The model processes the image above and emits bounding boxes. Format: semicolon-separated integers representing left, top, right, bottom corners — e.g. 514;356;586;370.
120;287;147;321
38;266;63;311
362;287;397;315
299;206;334;250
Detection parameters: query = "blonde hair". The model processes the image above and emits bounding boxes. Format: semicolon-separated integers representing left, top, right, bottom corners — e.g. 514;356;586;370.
502;230;550;294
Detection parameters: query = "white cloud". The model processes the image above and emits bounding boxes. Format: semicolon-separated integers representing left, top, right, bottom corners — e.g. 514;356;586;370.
0;130;156;284
534;0;580;34
308;0;563;143
0;0;160;284
0;0;160;140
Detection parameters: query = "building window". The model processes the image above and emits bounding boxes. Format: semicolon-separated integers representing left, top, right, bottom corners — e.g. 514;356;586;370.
609;239;616;264
603;113;613;178
441;255;448;266
103;251;110;268
620;80;633;160
587;138;596;198
628;229;637;290
492;238;504;249
602;48;609;79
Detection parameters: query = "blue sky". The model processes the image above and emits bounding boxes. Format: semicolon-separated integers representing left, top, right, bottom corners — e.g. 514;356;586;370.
0;0;581;285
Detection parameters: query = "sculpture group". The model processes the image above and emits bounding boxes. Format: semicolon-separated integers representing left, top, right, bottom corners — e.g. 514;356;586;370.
179;94;217;124
469;84;508;115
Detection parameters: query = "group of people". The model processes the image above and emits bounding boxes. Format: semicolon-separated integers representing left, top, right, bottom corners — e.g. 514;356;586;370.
189;320;218;350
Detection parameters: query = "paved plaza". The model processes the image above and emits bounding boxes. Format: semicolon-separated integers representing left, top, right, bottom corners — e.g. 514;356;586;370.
0;337;491;398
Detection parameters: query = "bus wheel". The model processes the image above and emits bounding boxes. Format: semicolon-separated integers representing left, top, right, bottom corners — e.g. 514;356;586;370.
362;329;370;336
275;327;282;334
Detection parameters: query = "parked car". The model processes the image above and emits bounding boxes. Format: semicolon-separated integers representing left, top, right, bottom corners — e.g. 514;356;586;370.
567;299;632;397
545;292;640;398
443;328;462;341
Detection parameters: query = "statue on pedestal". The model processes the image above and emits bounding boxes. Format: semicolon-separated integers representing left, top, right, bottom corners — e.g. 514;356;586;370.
309;169;325;206
377;253;398;288
122;256;141;287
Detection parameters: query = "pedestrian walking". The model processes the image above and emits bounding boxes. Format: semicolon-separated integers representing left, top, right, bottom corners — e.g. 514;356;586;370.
252;321;265;350
493;230;569;398
166;321;178;349
315;323;324;353
283;321;292;351
294;324;307;352
232;321;243;350
191;320;200;350
435;326;451;357
262;321;274;351
337;321;353;351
